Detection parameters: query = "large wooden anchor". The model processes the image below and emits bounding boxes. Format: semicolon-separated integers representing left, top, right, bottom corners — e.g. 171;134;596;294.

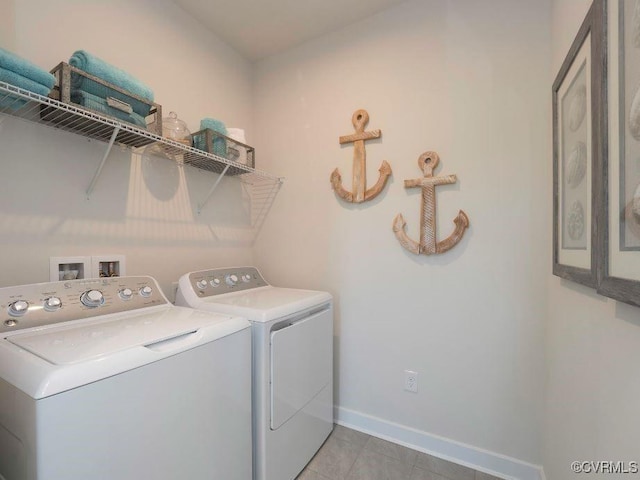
393;152;469;255
331;109;392;203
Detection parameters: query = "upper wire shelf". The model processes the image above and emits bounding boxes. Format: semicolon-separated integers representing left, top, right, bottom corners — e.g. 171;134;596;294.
0;81;283;188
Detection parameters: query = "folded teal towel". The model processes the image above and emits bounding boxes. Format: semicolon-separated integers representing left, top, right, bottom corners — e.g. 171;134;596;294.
69;50;153;117
0;67;52;97
71;89;147;128
69;70;152;117
200;118;227;134
197;118;227;157
0;48;55;89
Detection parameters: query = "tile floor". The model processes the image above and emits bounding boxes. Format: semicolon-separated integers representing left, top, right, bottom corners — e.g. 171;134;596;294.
296;425;502;480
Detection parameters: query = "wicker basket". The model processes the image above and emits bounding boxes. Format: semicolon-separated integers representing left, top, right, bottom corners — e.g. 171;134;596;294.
192;128;255;170
43;62;162;148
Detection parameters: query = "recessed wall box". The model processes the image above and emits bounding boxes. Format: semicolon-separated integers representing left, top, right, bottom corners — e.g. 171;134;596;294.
50;256;91;282
91;255;126;278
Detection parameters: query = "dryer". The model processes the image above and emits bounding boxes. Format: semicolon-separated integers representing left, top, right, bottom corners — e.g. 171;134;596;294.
176;267;333;480
0;276;252;480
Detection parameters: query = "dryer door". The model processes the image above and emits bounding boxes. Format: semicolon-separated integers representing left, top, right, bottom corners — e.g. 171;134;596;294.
270;307;332;430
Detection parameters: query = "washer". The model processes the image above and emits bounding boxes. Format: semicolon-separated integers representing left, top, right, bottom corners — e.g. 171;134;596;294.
176;266;333;480
0;276;252;480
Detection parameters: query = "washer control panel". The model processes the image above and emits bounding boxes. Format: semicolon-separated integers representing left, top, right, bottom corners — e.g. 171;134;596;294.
0;276;167;334
189;267;267;297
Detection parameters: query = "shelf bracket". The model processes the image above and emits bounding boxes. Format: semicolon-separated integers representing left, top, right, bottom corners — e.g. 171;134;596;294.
86;125;120;198
197;164;230;214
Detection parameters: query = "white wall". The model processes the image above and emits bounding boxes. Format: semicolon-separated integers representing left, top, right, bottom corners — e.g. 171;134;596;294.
0;0;255;297
0;0;15;50
544;1;640;478
253;0;550;468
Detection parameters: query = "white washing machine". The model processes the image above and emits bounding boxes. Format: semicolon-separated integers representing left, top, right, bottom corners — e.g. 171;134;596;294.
0;276;252;480
175;267;333;480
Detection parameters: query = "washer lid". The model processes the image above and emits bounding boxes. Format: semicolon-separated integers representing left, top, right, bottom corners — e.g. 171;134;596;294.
195;286;332;322
0;305;249;399
8;306;230;365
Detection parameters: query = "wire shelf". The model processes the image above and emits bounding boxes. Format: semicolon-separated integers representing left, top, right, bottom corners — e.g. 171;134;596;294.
0;81;283;220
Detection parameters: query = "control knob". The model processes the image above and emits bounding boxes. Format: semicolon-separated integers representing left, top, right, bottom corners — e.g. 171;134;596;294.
210;278;221;287
196;280;208;290
43;297;62;312
241;274;251;283
118;288;133;301
8;300;28;317
139;286;153;298
225;274;239;286
81;290;104;308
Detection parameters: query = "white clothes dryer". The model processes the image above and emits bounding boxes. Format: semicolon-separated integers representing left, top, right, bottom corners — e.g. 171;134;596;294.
176;267;333;480
0;276;252;480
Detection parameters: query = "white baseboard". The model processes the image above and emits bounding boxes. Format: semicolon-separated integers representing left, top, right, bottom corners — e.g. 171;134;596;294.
335;406;544;480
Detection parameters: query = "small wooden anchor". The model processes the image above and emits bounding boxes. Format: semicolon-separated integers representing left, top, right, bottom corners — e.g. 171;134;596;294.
393;151;469;255
331;109;392;203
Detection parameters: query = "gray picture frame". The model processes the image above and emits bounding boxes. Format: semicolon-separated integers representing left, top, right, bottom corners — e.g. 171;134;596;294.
597;0;640;307
553;0;607;289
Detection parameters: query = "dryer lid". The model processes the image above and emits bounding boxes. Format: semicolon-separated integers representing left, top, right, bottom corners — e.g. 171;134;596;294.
196;286;332;322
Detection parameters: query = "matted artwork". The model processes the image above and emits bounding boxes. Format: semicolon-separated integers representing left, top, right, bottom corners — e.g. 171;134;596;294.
619;0;640;250
553;0;606;288
597;0;640;307
561;64;590;252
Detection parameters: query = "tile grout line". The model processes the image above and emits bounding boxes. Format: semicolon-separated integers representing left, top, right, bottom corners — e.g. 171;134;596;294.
343;434;367;480
338;432;370;480
342;449;358;480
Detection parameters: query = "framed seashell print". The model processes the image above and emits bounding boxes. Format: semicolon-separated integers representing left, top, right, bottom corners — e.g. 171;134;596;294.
597;0;640;307
552;0;606;288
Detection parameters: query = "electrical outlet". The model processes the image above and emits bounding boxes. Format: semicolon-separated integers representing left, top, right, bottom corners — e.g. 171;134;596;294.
404;370;418;393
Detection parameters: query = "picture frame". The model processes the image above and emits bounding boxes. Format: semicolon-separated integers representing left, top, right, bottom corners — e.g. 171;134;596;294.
597;0;640;307
552;0;607;288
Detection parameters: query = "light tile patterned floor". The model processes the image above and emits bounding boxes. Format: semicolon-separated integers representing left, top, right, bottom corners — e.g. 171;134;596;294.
296;425;502;480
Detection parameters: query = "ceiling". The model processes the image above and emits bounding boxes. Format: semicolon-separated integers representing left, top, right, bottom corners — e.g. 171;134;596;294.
174;0;407;61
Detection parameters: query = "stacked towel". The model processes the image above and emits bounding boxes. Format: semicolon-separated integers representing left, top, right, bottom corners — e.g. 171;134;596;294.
0;48;55;111
71;90;147;128
195;118;227;157
0;48;55;89
0;68;52;97
69;50;154;118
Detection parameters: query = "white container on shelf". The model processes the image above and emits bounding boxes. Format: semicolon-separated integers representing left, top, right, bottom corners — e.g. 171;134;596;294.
226;128;248;164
